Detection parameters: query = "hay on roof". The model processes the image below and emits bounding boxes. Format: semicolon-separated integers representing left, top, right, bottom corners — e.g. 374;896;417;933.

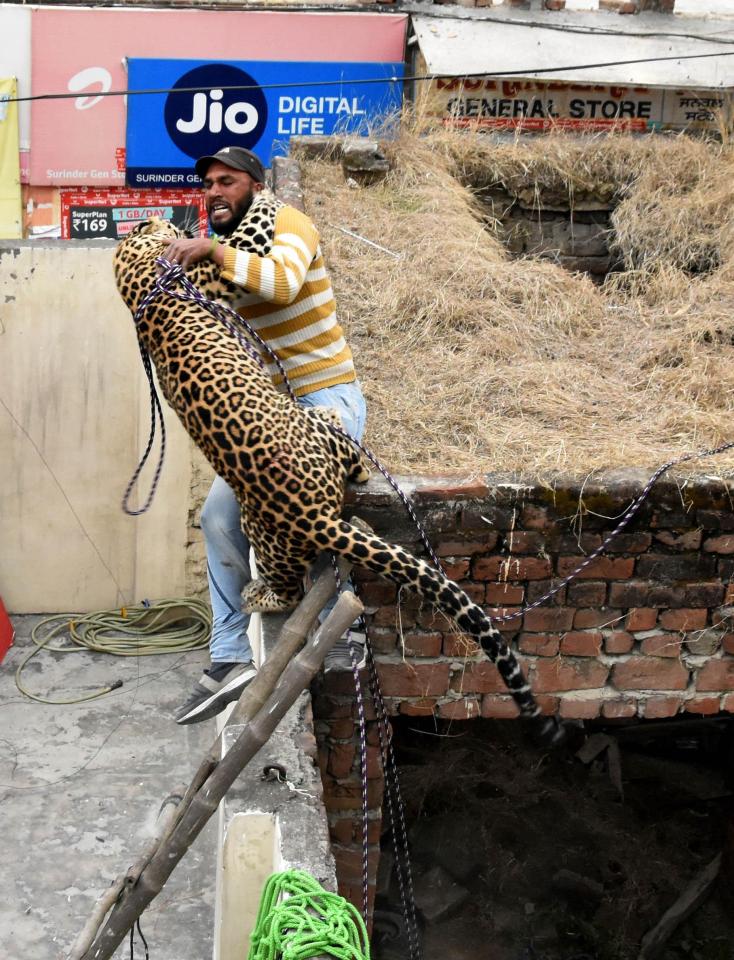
294;126;734;479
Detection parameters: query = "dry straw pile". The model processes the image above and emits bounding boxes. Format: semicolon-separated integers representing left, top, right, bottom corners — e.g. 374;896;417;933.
296;126;734;479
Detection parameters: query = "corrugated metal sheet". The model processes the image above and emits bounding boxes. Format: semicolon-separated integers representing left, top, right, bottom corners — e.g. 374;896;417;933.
412;12;734;89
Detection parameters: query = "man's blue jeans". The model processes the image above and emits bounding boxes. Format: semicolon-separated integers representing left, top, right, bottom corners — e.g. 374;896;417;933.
199;381;367;664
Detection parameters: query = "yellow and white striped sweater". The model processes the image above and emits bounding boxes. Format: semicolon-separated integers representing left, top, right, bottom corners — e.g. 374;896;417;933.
220;194;355;397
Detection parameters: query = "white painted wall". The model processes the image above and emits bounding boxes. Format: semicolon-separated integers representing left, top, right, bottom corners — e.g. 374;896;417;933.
0;241;192;612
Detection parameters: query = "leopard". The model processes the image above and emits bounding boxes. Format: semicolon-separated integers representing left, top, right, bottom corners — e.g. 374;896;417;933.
113;213;561;744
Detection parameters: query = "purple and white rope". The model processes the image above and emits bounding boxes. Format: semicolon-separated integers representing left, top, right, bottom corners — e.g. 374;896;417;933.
359;611;422;960
490;438;734;624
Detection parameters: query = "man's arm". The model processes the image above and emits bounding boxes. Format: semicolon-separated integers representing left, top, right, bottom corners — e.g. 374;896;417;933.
163;207;319;306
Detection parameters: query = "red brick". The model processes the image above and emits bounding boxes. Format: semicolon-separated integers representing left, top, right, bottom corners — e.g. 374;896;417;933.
523;607;575;632
518;633;560;656
415;607;453;631
441;559;470;581
654;529;702;551
604;630;634;654
535;694;560;715
328;741;356;779
557;556;635;580
438;698;481;720
486;582;525;604
532;659;609;693
372;605;411;629
436;537;497;557
561;631;603;656
401;631;443;657
626;608;658;631
328;719;355;739
481;695;520;718
399;698;437;717
567;581;607;606
574;608;623;629
636;553;716;580
544;0;565;9
443;633;481;657
376;661;450;697
640;633;682;657
473;556;552;581
644;696;683;719
323;670;370;696
484;606;523;630
358;581;397;606
332;842;379;884
365;745;384;779
610;581;685;608
322;777;384;810
527;580;566;605
612;658;689;691
559;697;602;720
724;634;734;655
723;693;734;713
696;659;734;691
603;532;652;554
505;531;545;553
368;627;398;654
449;660;508;694
684;696;721;716
313;694;354;720
703;534;734;554
521;504;553;531
602;699;637;719
328;817;354;845
658;608;708;631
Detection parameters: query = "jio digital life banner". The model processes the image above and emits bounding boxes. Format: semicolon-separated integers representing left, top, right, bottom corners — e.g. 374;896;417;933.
30;9;408;186
124;58;404;188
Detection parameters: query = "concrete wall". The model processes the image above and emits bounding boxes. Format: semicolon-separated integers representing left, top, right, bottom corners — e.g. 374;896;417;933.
0;240;193;612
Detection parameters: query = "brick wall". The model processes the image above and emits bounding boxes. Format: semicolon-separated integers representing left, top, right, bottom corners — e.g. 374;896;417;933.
312;469;734;915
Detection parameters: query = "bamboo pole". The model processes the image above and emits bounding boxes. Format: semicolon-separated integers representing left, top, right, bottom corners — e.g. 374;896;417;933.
76;590;363;960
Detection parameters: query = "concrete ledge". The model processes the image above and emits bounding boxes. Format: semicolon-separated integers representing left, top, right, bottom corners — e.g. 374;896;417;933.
213;611;337;960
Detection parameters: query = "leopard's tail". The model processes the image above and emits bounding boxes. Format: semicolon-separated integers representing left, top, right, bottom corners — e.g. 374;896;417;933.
323;519;564;745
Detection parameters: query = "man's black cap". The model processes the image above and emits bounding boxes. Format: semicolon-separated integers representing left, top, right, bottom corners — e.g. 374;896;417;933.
195;146;266;184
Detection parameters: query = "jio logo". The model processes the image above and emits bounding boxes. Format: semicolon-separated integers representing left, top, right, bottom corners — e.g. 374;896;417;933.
165;64;268;158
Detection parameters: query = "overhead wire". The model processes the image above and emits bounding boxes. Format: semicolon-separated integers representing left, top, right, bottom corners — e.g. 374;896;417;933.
5;47;734;105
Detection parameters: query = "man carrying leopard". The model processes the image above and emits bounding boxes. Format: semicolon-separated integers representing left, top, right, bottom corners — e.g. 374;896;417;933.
163;145;367;725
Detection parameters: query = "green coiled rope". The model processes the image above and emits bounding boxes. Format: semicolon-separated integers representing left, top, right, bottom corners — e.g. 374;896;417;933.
15;598;211;705
248;870;370;960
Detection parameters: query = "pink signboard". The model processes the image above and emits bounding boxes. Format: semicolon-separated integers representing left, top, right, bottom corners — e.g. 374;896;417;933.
31;9;407;186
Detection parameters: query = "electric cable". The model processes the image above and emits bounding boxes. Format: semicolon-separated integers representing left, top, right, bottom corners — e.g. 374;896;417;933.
5;47;734;105
15;598;211;705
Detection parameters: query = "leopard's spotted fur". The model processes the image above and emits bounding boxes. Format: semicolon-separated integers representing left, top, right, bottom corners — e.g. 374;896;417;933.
113;214;559;741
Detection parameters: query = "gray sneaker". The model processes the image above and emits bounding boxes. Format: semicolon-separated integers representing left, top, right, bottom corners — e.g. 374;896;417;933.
175;661;257;725
324;632;367;673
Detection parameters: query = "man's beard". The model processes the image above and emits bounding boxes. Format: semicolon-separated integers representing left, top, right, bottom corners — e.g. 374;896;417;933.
207;189;255;235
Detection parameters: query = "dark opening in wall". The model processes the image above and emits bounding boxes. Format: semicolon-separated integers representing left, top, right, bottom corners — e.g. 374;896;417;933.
479;188;618;280
373;716;734;960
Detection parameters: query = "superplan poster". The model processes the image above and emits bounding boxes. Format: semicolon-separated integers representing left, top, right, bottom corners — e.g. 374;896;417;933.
125;58;404;188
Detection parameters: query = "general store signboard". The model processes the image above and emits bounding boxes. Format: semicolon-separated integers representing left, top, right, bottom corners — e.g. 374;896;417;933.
125;58;403;188
60;187;206;240
424;78;727;133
